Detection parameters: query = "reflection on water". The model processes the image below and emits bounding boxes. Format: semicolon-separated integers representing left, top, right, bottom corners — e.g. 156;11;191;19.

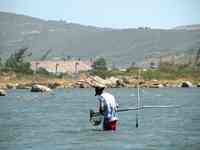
0;88;200;150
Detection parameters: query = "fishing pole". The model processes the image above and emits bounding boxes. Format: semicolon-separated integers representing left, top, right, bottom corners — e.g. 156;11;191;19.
117;105;180;112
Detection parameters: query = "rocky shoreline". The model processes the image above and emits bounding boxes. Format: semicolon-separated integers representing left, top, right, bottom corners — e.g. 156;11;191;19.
1;77;200;96
0;75;199;92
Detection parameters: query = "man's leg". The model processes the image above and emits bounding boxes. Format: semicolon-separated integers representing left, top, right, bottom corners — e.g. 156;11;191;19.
103;118;110;130
108;120;117;131
103;119;117;131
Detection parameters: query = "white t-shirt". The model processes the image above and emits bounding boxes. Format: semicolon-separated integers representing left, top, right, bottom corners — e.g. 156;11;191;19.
98;92;118;121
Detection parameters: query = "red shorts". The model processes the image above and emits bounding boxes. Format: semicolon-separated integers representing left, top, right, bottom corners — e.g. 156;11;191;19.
103;119;117;131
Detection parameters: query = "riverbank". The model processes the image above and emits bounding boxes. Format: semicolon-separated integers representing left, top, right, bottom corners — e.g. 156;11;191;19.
0;72;75;90
0;72;200;90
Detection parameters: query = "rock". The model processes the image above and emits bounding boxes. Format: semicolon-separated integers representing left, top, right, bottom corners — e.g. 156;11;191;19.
92;76;108;86
105;77;117;86
149;84;164;88
6;83;16;89
0;84;8;90
79;75;108;88
116;79;125;87
30;84;52;92
76;81;90;88
126;84;137;88
105;77;125;88
165;83;176;88
123;77;137;85
180;81;193;88
77;75;121;88
16;84;31;89
74;80;90;88
48;82;62;89
157;84;164;88
197;83;200;87
0;89;6;96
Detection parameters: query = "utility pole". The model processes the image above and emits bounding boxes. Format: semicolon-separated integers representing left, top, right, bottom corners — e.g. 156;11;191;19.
35;62;40;74
75;62;79;74
55;63;59;75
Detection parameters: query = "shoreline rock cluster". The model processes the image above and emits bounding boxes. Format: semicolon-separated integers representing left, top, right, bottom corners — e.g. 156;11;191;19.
0;89;6;96
0;76;199;93
30;84;52;92
75;76;198;89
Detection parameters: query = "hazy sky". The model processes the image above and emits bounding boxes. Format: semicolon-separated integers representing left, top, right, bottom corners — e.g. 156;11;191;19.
0;0;199;29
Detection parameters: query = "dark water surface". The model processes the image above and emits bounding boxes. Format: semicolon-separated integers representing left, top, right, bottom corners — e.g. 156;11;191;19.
0;88;200;150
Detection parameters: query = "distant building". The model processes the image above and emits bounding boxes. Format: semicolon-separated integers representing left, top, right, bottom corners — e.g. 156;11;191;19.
31;60;92;74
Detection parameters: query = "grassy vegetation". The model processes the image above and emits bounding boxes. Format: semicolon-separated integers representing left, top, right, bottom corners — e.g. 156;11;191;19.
0;51;200;83
87;57;200;83
89;62;200;82
0;48;73;82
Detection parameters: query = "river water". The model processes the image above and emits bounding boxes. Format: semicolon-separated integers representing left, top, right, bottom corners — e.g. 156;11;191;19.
0;88;200;150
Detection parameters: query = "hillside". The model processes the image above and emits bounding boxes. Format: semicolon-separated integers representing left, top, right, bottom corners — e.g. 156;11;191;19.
173;24;200;31
0;11;200;67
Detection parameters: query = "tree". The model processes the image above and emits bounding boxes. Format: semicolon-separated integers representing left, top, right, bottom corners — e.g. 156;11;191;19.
150;61;156;69
92;57;107;70
195;48;200;65
131;61;136;67
111;63;118;70
67;56;71;60
0;57;2;68
5;48;33;74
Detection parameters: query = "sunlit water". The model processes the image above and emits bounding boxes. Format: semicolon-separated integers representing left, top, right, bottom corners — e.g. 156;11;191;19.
0;88;200;150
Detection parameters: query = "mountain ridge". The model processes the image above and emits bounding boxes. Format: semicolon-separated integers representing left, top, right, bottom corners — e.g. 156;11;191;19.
173;24;200;31
0;11;200;67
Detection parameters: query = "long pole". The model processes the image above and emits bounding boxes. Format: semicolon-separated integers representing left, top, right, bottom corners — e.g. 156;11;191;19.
136;69;141;128
117;105;180;112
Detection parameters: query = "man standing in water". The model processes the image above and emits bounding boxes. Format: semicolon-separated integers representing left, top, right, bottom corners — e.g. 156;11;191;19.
94;84;118;131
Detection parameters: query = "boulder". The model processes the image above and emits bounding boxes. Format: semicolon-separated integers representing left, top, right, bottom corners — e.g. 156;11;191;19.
197;83;200;87
105;77;125;88
16;84;31;89
106;77;118;85
0;89;6;96
48;82;62;89
0;84;8;90
116;79;125;87
75;80;90;88
30;84;52;92
92;76;108;86
77;75;125;88
6;83;16;89
180;81;193;88
157;84;164;88
123;77;137;85
149;84;164;88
